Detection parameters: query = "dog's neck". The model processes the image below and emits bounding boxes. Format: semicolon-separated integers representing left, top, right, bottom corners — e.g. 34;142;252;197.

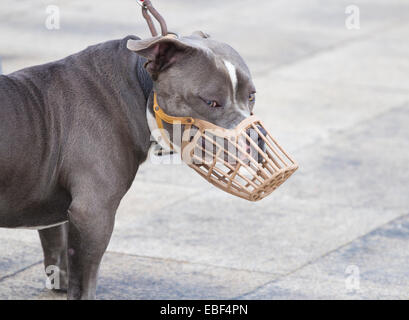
145;92;156;134
77;36;156;162
145;91;174;152
134;58;158;143
136;57;153;103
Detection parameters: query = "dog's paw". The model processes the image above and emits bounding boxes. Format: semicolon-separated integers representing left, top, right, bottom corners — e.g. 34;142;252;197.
46;269;68;292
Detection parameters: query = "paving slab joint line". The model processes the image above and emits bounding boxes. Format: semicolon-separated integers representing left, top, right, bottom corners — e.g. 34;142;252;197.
0;260;42;283
270;20;409;74
128;185;205;213
105;250;279;277
272;77;409;95
233;212;409;299
293;101;409;155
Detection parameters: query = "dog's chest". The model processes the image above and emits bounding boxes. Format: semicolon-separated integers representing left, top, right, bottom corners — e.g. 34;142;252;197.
146;106;173;152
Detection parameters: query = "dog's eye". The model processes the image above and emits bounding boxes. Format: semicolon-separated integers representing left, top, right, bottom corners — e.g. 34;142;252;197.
205;100;221;108
249;93;256;102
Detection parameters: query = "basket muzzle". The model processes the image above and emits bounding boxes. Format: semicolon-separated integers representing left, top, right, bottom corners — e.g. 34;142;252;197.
153;93;298;201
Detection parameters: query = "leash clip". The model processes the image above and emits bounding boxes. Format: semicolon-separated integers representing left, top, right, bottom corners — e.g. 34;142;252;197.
136;0;168;37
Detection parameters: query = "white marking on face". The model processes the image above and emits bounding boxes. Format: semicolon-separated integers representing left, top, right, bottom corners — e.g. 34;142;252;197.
223;60;251;119
223;60;238;95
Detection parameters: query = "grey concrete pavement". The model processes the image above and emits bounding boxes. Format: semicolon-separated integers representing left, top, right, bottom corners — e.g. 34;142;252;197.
0;0;408;299
241;213;409;300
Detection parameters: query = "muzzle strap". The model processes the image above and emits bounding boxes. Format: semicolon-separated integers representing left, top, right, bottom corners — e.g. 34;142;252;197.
153;93;194;128
152;92;194;150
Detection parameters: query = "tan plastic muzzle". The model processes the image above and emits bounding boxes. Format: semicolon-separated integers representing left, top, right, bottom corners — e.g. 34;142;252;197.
153;93;298;201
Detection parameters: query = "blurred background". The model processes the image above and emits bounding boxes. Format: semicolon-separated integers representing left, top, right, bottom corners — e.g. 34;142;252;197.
0;0;408;299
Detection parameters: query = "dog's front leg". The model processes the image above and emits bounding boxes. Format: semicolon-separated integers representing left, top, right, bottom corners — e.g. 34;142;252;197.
66;199;116;300
38;223;69;292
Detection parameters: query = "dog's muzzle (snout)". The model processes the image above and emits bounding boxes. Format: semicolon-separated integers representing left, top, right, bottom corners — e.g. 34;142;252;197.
153;93;298;201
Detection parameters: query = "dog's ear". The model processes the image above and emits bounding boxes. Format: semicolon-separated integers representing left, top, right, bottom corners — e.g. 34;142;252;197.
127;36;192;80
191;31;210;39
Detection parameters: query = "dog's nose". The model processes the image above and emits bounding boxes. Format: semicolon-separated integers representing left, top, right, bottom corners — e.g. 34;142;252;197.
256;125;267;149
256;125;267;163
245;126;267;164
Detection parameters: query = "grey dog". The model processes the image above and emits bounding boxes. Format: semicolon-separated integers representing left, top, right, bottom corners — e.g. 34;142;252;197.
0;31;257;299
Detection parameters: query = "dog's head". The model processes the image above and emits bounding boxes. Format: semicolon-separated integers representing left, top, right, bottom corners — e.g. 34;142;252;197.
127;31;256;130
126;32;296;199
